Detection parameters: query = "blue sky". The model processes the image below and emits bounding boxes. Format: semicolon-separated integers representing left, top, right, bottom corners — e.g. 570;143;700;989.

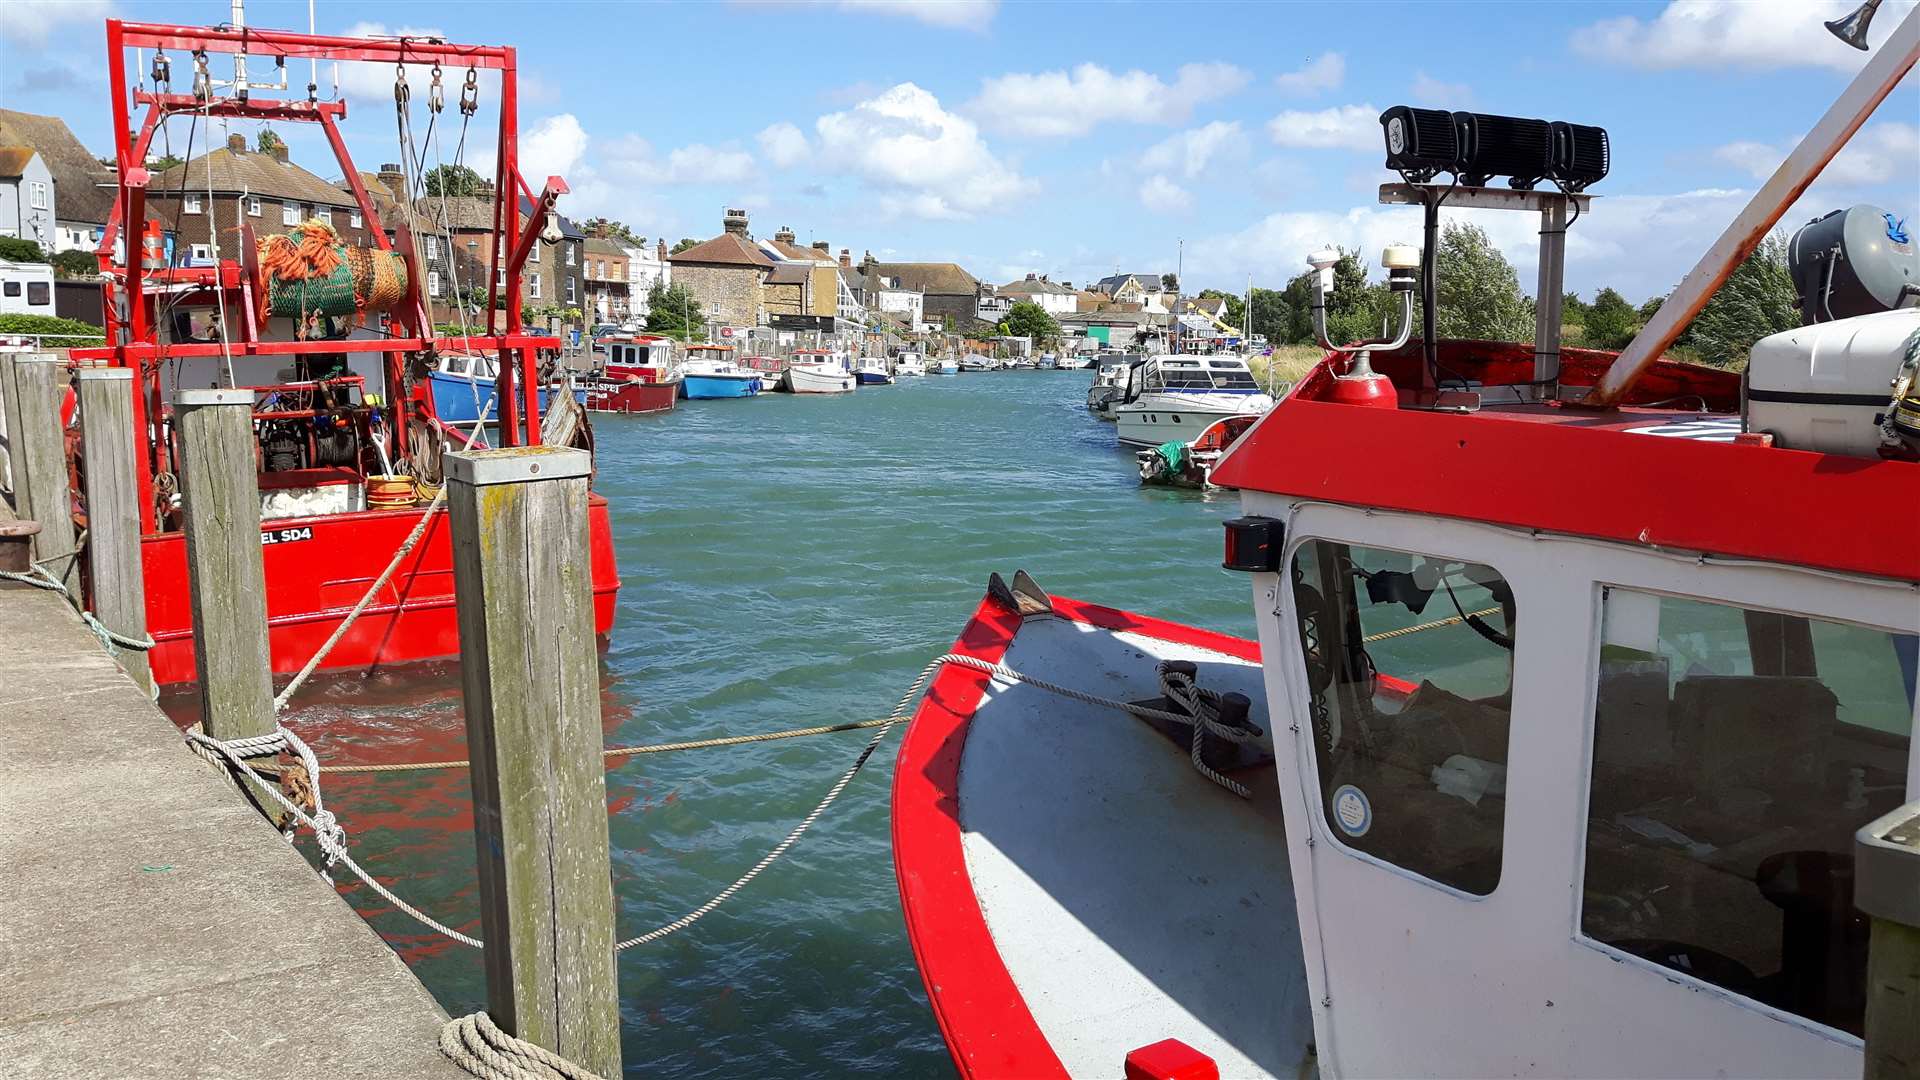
3;0;1915;303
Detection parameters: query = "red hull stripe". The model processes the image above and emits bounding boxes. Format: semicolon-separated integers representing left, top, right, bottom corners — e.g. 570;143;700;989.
891;594;1259;1079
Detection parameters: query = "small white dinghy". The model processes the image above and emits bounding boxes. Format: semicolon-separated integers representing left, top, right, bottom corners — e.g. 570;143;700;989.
893;573;1314;1079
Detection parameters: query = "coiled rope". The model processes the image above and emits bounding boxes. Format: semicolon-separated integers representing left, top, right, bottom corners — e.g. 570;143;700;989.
439;1012;605;1080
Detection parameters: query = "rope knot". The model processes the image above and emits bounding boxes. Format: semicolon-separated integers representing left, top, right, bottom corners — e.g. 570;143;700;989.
310;809;348;867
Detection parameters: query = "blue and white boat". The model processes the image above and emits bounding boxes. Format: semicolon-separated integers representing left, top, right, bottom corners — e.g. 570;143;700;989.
933;356;960;375
854;357;895;385
429;353;583;426
680;346;762;399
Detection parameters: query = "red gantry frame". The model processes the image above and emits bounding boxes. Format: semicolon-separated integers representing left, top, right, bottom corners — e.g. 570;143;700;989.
79;20;568;532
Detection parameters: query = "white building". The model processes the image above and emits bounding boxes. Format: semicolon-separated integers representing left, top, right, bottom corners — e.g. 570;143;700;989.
622;239;670;320
873;275;925;326
999;273;1079;316
0;148;55;250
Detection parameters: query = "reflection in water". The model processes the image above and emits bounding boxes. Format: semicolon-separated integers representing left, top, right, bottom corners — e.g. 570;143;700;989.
162;371;1258;1077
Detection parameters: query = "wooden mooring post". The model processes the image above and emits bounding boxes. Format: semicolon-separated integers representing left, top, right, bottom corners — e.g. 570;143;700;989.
0;349;20;496
76;368;152;694
1859;800;1920;1079
174;388;275;753
446;445;621;1078
13;354;80;596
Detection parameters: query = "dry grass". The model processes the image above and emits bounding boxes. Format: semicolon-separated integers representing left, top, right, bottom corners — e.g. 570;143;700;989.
1249;345;1324;393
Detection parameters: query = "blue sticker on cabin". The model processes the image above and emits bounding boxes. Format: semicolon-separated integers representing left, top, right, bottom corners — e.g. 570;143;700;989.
1331;784;1372;837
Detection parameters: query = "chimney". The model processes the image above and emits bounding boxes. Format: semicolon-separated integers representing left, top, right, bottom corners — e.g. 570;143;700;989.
838;248;851;268
774;226;796;244
376;164;405;199
811;240;830;255
657;238;667;261
226;133;246;153
270;144;288;163
723;208;749;236
1025;272;1036;281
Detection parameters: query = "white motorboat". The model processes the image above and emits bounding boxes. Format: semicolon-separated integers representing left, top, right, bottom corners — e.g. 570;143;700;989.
1085;360;1135;421
1112;355;1273;448
959;354;994;372
1055;353;1091;370
894;351;928;377
1036;353;1058;369
855;357;895;385
934;356;960;375
784;349;857;393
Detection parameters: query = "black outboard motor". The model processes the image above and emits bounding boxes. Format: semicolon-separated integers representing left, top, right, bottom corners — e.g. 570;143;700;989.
1788;204;1919;323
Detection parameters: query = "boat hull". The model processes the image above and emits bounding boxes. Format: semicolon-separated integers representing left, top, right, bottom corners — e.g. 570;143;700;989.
855;370;895;385
139;495;621;686
934;363;959;375
429;370;582;424
785;366;856;393
681;373;762;399
1113;398;1268;447
584;375;678;415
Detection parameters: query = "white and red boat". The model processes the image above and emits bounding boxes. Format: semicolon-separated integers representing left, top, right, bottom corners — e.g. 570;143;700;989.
585;334;678;415
69;19;620;686
894;8;1919;1077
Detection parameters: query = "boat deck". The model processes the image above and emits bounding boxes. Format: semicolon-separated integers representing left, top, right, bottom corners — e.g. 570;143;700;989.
895;595;1313;1078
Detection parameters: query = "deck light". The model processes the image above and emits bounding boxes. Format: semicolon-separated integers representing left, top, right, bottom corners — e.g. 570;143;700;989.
1826;0;1882;50
1453;111;1554;189
1379;106;1460;184
1549;122;1610;192
1222;516;1284;573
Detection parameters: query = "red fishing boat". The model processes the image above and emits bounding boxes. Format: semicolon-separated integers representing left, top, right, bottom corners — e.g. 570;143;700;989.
894;7;1919;1077
585;333;678;415
71;18;619;686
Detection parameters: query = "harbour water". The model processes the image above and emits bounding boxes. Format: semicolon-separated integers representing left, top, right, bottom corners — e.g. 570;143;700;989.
161;369;1255;1078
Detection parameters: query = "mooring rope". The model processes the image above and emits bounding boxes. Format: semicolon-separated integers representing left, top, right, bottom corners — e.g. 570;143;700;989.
439;1012;605;1080
0;547;157;658
1362;606;1500;643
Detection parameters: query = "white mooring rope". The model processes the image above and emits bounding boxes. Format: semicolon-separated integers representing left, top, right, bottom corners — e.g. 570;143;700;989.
439;1012;606;1080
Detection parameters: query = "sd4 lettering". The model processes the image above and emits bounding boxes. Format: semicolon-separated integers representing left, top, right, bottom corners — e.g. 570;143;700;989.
261;526;313;546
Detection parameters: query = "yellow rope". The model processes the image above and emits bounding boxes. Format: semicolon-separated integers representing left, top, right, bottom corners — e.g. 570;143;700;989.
1363;606;1501;642
244;716;897;776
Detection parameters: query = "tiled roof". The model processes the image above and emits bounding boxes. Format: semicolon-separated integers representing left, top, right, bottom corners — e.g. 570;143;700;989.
765;237;834;264
668;231;773;268
0;147;35;179
1000;276;1074;296
766;262;811;284
150;146;356;207
0;109;117;225
866;262;977;296
584;236;627;257
413;194;495;232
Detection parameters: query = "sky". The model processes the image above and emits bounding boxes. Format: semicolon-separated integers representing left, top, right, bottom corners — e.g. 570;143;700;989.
2;0;1915;303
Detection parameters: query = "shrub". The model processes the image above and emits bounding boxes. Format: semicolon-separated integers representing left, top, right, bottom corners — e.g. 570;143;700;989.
0;313;106;347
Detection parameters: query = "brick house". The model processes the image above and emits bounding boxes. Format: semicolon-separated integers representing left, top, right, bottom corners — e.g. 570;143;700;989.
667;208;772;330
147;133;374;265
583;235;630;321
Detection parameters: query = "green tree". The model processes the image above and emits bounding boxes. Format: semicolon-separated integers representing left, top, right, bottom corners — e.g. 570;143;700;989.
670;238;701;255
50;249;97;278
1583;287;1638;351
423;163;486;197
1431;221;1532;341
583;218;647;247
256;128;285;154
1246;287;1291;342
1638;295;1665;324
643;278;706;341
997;300;1060;344
0;237;45;262
1677;232;1799;369
1198;288;1245;330
1160;273;1179;292
1561;290;1590;328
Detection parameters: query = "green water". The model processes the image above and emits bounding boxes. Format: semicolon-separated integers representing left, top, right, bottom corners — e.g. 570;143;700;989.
175;371;1259;1078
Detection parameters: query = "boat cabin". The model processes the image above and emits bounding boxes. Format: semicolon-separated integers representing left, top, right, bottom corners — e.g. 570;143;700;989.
1132;355;1263;396
1211;333;1918;1077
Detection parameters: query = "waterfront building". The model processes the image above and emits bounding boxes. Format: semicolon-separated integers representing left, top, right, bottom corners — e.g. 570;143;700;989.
667;208;774;330
0;108;117;255
147;133;374;265
999;272;1078;316
0;146;54;249
584;235;630;321
864;260;983;332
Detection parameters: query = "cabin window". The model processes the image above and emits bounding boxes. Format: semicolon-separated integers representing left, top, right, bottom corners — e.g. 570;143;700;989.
1581;590;1916;1037
1291;540;1517;896
26;281;49;306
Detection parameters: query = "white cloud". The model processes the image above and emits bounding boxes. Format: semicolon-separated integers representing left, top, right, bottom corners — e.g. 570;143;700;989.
1715;122;1920;187
813;82;1033;219
1573;0;1918;72
1410;72;1472;108
0;0;111;44
1182;187;1766;304
1140;121;1245;179
758;122;811;169
519;114;591;185
1267;104;1380;152
970;62;1251;138
834;0;998;30
1138;175;1192;214
334;22;451;104
1273;53;1345;96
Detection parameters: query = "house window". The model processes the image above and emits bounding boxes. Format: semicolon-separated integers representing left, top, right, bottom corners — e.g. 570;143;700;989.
283;203;299;226
711;301;722;314
530;242;539;264
496;267;506;288
350;209;363;229
1582;590;1914;1037
189;243;212;263
1290;540;1516;897
428;270;442;297
565;277;576;304
30;182;48;210
529;274;541;299
425;236;439;259
27;281;50;306
184;194;202;215
317;206;332;225
246;196;261;216
565;245;576;266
